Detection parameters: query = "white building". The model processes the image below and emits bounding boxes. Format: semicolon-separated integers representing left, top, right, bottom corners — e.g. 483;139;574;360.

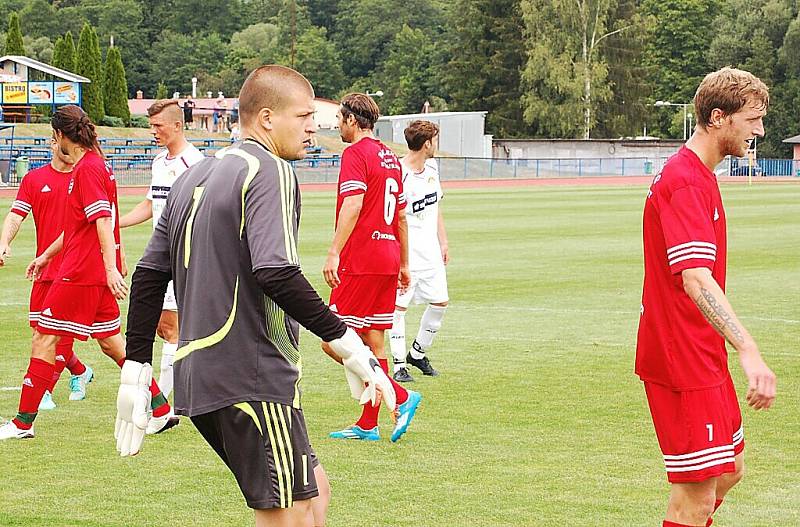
374;111;491;157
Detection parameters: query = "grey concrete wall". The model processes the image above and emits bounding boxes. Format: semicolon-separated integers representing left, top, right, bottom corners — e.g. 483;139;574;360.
492;139;685;161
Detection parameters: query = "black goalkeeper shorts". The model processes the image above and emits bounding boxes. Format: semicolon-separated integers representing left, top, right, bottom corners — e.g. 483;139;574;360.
191;401;319;509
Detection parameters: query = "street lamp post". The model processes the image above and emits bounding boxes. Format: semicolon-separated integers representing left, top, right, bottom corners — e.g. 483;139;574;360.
366;90;384;98
654;100;691;140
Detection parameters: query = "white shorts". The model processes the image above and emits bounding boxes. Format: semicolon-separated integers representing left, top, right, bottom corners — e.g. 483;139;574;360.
396;267;448;308
163;281;178;311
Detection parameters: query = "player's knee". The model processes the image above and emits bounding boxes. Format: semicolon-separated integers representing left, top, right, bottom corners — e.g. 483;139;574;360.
727;462;745;486
669;483;717;523
31;331;57;361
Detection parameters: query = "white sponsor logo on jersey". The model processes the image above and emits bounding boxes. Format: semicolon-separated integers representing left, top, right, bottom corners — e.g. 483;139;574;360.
41;184;51;193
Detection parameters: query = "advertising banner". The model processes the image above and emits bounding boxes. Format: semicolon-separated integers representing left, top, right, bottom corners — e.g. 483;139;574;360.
28;81;54;104
2;82;28;104
54;82;79;104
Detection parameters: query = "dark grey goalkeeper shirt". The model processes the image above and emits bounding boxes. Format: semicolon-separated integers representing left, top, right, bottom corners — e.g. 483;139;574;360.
138;139;306;416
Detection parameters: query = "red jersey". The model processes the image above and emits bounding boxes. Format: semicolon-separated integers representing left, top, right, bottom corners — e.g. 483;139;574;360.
636;146;728;391
57;151;121;286
10;164;72;282
336;137;406;275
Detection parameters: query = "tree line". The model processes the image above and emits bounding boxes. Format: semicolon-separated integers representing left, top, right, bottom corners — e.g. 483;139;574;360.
1;0;798;156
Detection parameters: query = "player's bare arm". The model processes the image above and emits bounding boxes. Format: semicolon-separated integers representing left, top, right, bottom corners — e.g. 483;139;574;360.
26;232;63;280
397;213;410;290
682;267;776;410
437;207;449;265
323;194;363;288
119;199;153;228
119;241;128;278
96;217;128;300
0;212;24;266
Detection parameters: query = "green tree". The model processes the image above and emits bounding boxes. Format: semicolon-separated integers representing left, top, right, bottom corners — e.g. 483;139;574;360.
155;81;168;100
642;0;723;136
62;31;77;72
4;12;25;55
593;0;655;138
444;0;530;137
227;22;281;74
371;25;437;114
104;46;130;124
18;0;62;40
77;22;104;123
292;26;345;98
307;0;340;29
522;0;627;139
150;30;227;96
333;0;444;79
23;35;53;63
52;35;65;67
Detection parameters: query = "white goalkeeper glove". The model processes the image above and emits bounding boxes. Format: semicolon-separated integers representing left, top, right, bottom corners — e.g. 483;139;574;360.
115;360;153;457
327;328;396;412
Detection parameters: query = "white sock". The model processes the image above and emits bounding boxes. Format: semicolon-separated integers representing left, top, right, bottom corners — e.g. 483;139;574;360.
159;341;178;399
410;305;447;359
389;310;407;372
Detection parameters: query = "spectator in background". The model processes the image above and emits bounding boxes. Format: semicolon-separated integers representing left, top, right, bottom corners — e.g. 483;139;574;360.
183;96;195;130
229;121;240;142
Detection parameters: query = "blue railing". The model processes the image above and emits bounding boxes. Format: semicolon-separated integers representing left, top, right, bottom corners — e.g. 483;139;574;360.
2;151;798;187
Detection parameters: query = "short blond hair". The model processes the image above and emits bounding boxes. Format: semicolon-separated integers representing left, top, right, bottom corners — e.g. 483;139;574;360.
694;67;769;127
238;65;313;125
147;99;183;122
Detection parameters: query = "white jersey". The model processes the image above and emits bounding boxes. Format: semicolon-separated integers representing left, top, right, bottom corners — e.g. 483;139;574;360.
401;157;444;271
147;143;205;230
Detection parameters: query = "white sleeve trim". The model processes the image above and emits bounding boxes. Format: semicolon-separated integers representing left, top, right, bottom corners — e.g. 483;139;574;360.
84;199;112;218
339;180;368;194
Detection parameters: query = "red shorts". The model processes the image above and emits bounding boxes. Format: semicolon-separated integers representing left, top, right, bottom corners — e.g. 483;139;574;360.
29;280;53;328
35;282;121;341
329;274;396;332
645;375;744;483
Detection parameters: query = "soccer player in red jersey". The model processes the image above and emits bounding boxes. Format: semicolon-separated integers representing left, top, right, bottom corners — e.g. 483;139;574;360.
322;93;421;443
0;140;94;407
636;68;777;527
0;105;174;440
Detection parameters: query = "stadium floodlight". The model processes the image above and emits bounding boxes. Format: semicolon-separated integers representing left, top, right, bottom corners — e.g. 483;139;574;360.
652;100;691;140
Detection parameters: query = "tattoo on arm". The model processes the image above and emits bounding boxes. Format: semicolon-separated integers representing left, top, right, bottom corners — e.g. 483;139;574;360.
694;286;746;346
2;218;22;245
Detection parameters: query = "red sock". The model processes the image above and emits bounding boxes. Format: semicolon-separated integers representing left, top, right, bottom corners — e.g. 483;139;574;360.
378;358;408;405
61;338;86;376
663;521;701;527
706;499;723;526
115;357;170;417
50;339;78;391
13;358;55;430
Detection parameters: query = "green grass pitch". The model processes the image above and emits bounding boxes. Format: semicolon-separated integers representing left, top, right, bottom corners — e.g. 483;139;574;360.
0;183;797;526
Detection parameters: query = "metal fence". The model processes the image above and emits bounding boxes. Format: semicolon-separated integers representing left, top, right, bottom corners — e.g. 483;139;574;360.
2;152;798;187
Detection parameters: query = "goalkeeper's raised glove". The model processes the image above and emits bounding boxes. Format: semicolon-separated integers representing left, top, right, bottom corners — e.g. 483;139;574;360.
326;328;396;412
115;360;152;457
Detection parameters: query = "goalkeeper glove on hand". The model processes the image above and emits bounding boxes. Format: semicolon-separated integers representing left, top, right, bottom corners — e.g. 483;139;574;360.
327;328;396;412
115;360;152;457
